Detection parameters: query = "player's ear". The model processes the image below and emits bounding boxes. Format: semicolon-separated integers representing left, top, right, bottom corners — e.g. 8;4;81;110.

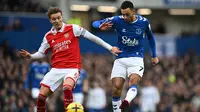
132;9;136;14
49;18;53;23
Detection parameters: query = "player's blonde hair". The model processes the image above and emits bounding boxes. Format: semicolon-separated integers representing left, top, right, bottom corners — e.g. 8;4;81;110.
46;7;62;18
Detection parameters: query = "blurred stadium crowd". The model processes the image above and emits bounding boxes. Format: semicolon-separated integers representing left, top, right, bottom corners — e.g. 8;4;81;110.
0;0;45;12
0;40;200;112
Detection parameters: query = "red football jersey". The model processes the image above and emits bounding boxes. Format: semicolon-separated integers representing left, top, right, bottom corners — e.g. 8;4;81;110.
38;23;85;69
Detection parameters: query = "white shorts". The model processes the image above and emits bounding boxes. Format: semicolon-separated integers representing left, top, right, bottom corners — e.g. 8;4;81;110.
40;68;80;92
73;93;84;104
111;57;144;79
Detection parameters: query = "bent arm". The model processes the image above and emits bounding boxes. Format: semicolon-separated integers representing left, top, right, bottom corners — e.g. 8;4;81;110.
92;19;107;29
92;21;102;29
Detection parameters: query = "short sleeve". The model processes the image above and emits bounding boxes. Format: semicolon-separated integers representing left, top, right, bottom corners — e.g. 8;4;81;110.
38;36;50;54
72;24;86;37
144;18;151;32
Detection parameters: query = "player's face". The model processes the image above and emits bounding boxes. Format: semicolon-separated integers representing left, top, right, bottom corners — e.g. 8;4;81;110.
121;8;135;23
50;12;63;29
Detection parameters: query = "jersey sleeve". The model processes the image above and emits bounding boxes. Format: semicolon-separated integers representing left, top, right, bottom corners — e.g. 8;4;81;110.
72;24;86;37
144;18;153;38
38;36;50;54
144;18;157;58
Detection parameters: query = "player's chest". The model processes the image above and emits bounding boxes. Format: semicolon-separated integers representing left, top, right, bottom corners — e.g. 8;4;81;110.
116;23;145;38
48;31;77;47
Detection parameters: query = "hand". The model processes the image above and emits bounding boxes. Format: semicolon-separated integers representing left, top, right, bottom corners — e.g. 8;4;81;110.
20;49;31;59
110;47;122;56
99;21;113;31
151;57;159;65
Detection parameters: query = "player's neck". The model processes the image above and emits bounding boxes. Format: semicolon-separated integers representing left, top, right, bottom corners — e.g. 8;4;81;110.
55;24;63;31
132;15;137;22
56;28;61;31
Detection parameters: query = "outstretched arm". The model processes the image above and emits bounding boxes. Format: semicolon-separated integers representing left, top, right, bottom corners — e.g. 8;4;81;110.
72;24;122;56
20;49;45;59
20;35;49;59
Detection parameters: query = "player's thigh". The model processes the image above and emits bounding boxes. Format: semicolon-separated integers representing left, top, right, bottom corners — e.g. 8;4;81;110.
39;85;52;96
40;69;64;92
111;59;127;80
63;69;80;88
127;57;144;78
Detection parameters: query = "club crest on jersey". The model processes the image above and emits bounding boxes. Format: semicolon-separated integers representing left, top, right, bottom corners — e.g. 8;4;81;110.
64;33;69;38
136;29;142;35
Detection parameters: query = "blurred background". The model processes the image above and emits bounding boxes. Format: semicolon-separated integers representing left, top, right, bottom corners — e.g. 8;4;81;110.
0;0;200;112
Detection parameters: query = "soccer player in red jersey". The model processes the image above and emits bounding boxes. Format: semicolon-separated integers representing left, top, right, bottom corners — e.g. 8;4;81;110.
20;7;122;112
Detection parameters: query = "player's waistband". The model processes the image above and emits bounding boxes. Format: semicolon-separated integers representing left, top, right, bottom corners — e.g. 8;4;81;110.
51;68;80;72
117;53;144;59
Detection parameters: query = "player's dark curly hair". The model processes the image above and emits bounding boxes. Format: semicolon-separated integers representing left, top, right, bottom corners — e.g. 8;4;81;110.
121;0;134;9
46;7;62;18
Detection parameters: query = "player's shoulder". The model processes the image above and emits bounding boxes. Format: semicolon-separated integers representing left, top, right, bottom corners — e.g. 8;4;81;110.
137;15;149;23
71;24;84;32
65;24;73;27
61;23;76;33
62;24;73;31
44;31;52;38
106;16;122;21
136;15;150;27
71;24;81;28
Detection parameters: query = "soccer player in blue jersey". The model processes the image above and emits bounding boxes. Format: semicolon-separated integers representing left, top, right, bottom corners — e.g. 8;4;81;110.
24;60;50;99
73;69;88;104
92;1;159;111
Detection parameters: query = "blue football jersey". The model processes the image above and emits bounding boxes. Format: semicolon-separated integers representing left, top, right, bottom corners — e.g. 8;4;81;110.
24;61;50;89
93;15;156;58
73;69;87;93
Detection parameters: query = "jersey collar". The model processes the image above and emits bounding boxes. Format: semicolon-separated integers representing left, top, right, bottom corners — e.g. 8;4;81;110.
130;15;138;23
51;22;65;35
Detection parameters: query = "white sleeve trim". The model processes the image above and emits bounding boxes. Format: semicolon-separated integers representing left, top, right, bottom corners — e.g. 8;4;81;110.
30;52;45;59
82;30;112;51
38;34;50;53
72;24;86;37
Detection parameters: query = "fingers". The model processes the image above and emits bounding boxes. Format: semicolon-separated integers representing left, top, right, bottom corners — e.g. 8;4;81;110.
20;49;26;54
111;50;123;56
152;60;159;66
102;20;112;25
21;49;26;52
100;21;113;27
113;53;118;56
106;22;113;27
20;49;30;58
117;50;123;53
20;49;27;54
